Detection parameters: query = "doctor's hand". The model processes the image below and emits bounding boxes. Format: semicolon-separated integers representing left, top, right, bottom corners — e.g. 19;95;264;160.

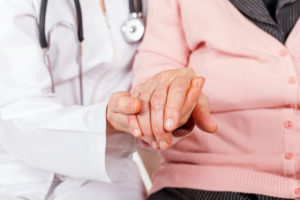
130;68;217;150
106;92;142;136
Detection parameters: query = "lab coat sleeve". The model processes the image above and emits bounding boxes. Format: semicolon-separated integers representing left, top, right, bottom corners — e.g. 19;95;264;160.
132;0;192;147
0;0;135;183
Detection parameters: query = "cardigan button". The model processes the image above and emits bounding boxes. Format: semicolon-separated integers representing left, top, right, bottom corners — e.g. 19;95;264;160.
288;77;297;85
285;152;295;160
279;49;288;57
295;188;300;195
284;120;294;129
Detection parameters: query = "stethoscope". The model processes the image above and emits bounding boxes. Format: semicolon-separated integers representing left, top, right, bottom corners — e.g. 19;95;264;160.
39;0;144;105
121;0;145;43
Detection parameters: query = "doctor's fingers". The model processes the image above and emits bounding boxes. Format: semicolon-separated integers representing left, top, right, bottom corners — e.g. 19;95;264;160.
109;92;142;114
107;92;142;137
108;111;143;138
192;93;218;133
108;112;135;135
128;114;143;138
150;85;173;150
132;83;158;149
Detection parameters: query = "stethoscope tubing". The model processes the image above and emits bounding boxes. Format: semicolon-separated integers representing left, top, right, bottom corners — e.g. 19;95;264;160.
39;0;84;48
73;0;84;43
39;0;48;48
39;0;143;106
39;0;85;105
129;0;143;14
39;0;143;48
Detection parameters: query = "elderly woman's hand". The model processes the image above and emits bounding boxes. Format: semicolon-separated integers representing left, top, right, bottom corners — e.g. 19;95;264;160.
129;68;217;150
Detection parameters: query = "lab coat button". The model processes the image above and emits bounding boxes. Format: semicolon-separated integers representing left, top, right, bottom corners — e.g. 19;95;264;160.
285;152;294;160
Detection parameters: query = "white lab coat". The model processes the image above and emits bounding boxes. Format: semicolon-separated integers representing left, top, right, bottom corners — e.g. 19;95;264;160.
0;0;146;199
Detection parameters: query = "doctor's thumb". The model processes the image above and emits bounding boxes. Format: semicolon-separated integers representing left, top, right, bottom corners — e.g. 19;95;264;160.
120;97;142;114
112;92;142;114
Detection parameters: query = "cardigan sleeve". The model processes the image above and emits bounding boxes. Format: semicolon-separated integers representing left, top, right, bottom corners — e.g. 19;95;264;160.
132;0;190;87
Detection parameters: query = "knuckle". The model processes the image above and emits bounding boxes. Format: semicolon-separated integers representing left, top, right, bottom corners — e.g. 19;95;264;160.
158;73;170;83
134;84;143;92
165;104;179;112
151;96;165;111
185;68;195;76
139;90;152;101
170;85;186;94
153;73;161;80
157;70;166;77
178;68;196;79
140;100;150;112
159;70;173;79
154;86;167;95
132;84;144;95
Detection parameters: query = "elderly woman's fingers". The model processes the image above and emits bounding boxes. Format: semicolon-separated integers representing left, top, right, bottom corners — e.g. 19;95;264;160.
177;77;204;127
192;94;218;133
163;76;192;132
130;68;200;149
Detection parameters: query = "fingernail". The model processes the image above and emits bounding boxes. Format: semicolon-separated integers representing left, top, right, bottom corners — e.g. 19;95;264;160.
165;119;174;130
192;78;201;87
133;129;141;137
159;141;169;150
208;120;218;133
129;100;137;112
152;141;158;149
198;77;205;89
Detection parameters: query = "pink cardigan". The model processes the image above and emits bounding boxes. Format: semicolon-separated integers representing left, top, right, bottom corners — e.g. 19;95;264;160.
132;0;300;199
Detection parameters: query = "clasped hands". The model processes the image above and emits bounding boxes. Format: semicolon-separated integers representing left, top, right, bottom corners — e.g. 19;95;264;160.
106;68;217;150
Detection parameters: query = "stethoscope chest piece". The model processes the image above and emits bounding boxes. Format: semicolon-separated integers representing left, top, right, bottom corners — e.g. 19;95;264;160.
121;13;145;43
